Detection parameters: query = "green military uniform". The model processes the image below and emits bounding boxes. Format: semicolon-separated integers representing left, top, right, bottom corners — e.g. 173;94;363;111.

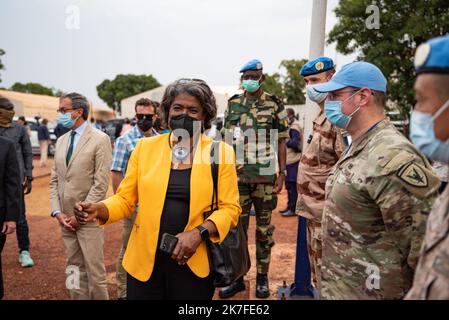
321;118;440;299
223;91;289;274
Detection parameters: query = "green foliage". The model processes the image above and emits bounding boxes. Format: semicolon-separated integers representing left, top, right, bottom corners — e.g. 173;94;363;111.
262;73;283;98
11;82;59;96
96;74;160;113
328;0;449;118
279;59;308;105
263;59;308;105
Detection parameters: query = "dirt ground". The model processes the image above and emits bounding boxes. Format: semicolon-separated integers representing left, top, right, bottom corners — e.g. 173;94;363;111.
2;158;300;300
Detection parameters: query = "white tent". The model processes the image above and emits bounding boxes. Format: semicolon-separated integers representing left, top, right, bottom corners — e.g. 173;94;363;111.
120;85;241;119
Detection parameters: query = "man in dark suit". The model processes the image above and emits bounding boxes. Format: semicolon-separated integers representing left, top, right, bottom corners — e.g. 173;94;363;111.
0;136;21;299
0;97;34;267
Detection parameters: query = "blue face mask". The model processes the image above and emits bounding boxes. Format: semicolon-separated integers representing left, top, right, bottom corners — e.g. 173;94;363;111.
306;84;328;103
410;99;449;163
324;90;361;129
57;112;76;129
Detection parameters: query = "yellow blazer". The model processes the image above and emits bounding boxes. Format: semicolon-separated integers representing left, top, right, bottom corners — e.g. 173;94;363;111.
101;133;241;282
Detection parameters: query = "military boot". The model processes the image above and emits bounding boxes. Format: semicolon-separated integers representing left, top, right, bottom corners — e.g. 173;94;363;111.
256;273;270;298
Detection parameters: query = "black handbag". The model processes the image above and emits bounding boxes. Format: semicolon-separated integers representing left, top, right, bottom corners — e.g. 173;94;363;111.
204;141;251;288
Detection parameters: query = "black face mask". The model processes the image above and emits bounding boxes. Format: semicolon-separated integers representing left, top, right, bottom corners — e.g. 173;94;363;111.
153;117;162;129
169;114;200;137
137;117;153;132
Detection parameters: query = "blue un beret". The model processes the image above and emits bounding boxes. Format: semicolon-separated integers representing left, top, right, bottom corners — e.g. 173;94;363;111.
239;59;263;73
300;56;335;76
415;34;449;75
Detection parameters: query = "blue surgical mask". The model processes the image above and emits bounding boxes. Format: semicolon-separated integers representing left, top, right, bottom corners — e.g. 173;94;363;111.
242;80;261;93
57;112;76;129
306;84;328;103
410;99;449;163
324;90;361;129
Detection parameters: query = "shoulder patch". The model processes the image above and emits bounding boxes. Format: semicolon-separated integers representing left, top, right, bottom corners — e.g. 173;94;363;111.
397;162;428;188
394;161;440;198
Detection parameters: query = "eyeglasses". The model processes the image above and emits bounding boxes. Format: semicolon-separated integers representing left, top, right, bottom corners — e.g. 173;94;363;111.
57;108;78;114
327;88;375;101
136;114;154;120
327;90;357;101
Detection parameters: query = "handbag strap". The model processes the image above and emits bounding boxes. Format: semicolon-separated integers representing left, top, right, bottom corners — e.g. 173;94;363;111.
210;141;220;211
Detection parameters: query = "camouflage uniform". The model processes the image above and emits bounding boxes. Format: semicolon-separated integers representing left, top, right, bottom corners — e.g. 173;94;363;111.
405;184;449;299
295;111;345;292
322;118;440;300
223;91;289;274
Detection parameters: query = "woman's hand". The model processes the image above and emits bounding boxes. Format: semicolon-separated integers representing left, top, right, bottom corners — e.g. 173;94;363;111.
172;229;202;265
74;202;108;225
2;221;16;235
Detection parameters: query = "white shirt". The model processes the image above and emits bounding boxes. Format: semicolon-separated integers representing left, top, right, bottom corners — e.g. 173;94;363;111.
67;120;88;153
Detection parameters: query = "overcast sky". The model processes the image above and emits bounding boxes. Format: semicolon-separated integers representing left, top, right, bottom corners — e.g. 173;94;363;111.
0;0;357;106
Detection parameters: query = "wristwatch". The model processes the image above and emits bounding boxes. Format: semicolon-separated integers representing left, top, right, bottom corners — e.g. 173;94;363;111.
279;169;287;176
51;210;60;218
196;225;210;241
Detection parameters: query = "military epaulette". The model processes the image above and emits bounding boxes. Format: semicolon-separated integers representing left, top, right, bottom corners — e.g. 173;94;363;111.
228;94;241;102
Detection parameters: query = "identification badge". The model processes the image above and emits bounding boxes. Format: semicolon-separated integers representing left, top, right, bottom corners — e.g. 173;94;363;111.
246;118;253;126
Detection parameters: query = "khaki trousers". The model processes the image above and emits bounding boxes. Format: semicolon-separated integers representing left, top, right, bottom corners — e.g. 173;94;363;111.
61;221;109;300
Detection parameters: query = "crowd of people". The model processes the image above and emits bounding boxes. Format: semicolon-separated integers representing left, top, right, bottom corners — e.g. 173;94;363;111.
0;34;448;300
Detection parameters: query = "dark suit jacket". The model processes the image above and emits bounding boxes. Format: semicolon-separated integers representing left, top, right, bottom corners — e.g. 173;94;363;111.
0;136;20;225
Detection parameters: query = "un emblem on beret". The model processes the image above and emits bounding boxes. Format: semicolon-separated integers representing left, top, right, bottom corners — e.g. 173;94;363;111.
414;43;431;68
256;63;262;70
315;62;324;71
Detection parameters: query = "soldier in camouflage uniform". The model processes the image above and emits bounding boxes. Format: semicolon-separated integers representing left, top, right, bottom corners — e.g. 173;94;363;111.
296;57;344;295
406;35;449;300
314;61;439;299
219;59;289;299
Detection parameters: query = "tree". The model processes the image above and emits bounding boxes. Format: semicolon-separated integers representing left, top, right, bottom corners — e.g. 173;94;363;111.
328;0;449;119
11;82;59;96
279;59;307;105
262;72;283;98
263;59;307;105
96;74;160;113
0;49;5;84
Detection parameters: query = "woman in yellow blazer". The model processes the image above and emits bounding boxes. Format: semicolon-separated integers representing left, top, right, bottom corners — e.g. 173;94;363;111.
74;79;241;300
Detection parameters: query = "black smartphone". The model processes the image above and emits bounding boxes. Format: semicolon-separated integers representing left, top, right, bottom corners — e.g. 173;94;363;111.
159;233;178;255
